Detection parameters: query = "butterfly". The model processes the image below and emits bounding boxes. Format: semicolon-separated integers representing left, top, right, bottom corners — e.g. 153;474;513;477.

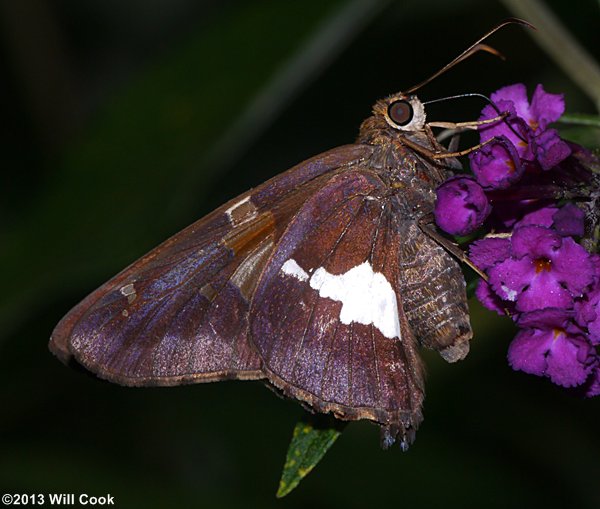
49;19;531;450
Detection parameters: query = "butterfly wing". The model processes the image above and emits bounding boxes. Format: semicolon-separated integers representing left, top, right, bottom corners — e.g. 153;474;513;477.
248;169;425;447
397;222;472;362
49;144;374;386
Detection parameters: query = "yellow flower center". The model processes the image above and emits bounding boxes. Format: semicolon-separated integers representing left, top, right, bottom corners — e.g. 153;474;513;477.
534;258;552;273
505;158;516;174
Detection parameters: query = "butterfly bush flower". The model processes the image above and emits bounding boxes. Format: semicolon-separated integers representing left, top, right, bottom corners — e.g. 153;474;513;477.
575;259;600;343
576;287;600;343
469;237;512;315
477;84;571;171
435;82;600;396
470;135;523;189
488;225;593;312
434;176;491;235
584;367;600;397
508;309;596;387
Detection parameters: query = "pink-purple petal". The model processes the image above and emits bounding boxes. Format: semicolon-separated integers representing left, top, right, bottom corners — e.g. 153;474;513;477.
515;206;558;229
489;257;535;301
534;128;572;170
510;225;561;259
475;279;508;315
516;271;574;312
545;335;594;387
508;328;552;377
469;136;523;189
517;307;572;330
508;309;595;388
550;237;594;294
552;204;585;237
529;84;565;130
469;237;511;270
479;112;534;161
491;84;530;121
584;366;600;398
575;286;600;344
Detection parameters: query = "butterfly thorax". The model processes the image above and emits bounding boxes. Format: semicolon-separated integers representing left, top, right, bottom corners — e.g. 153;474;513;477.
356;113;452;219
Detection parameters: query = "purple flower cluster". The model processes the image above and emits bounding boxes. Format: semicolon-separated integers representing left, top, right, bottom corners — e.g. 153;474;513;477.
433;83;600;395
434;84;573;235
469;210;600;393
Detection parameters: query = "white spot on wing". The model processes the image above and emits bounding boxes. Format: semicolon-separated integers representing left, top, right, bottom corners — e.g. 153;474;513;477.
225;196;257;226
281;259;309;282
120;283;137;303
226;196;250;215
120;283;135;296
309;261;400;339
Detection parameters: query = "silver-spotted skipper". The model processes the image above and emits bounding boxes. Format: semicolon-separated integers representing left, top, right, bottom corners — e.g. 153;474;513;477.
50;19;531;449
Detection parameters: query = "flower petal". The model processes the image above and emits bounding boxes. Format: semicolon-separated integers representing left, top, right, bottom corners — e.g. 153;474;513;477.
515;206;558;229
510;225;561;259
469;237;511;270
475;279;508;315
550;237;594;295
552;204;585;237
516;271;574;312
584;366;600;398
529;84;565;130
507;327;552;377
534;128;572;170
489;257;535;301
517;308;572;330
575;285;600;344
491;84;531;121
479;103;534;161
469;136;523;189
545;335;594;387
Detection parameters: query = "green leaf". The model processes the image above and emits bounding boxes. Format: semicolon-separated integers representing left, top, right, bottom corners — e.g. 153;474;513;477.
276;413;346;498
559;113;600;128
559;114;600;148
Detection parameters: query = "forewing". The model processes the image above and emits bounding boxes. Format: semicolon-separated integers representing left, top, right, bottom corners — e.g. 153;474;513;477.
250;170;425;445
49;144;374;386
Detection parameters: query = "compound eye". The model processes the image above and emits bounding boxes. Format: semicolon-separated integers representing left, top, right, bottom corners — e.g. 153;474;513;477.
387;100;414;127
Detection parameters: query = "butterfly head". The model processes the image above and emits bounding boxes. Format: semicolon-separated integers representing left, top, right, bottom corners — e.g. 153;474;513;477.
356;93;428;146
377;93;426;133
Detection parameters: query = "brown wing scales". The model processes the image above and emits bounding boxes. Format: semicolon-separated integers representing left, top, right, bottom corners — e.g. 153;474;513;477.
50;145;374;385
249;170;425;446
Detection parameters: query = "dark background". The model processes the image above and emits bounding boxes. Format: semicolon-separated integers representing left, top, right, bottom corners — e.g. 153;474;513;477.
1;0;599;507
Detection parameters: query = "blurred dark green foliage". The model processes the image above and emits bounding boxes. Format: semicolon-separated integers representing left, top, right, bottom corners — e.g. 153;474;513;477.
1;0;599;507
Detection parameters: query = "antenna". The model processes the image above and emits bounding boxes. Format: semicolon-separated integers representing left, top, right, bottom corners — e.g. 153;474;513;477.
404;18;535;94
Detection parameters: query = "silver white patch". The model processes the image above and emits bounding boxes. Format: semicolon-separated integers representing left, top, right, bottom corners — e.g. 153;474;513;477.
120;283;137;303
225;196;257;226
280;259;400;339
281;258;309;282
309;261;400;339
